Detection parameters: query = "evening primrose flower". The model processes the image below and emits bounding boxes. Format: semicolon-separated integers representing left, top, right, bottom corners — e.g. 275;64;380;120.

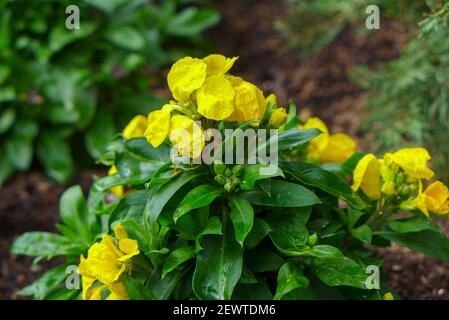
78;227;139;300
299;117;330;162
423;181;449;215
320;133;357;164
352;153;381;200
196;74;235;120
144;105;173;147
122;115;148;140
387;148;434;180
167;57;207;102
408;181;429;217
228;77;266;123
203;54;238;76
268;108;287;128
169;115;205;159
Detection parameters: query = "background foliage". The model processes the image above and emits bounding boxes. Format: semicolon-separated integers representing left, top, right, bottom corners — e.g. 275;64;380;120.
0;0;219;185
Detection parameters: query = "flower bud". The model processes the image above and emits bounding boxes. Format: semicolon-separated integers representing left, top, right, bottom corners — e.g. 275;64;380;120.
268;108;287;128
214;174;226;185
381;181;396;197
395;171;405;185
399;184;410;196
232;165;244;177
225;168;232;177
224;181;234;192
213;161;227;175
308;233;318;246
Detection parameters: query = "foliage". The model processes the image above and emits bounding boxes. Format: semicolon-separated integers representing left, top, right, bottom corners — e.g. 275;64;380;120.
353;0;449;182
0;0;219;185
278;0;429;57
11;55;449;300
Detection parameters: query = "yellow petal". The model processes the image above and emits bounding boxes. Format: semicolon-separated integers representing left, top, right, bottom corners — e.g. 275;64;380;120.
169;115;205;158
167;57;207;102
113;223;129;240
390;148;434;180
268;108;287;128
424;181;449;214
381;180;396;196
352;154;381;200
196;74;235;120
299;117;330;162
144;108;171;147
122;115;148;140
410;180;429;217
227;79;266;123
320;133;357;164
117;238;140;262
203;54;238;76
106;282;128;300
383;292;394;300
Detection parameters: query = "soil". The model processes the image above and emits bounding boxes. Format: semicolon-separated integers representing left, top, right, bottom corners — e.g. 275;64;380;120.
1;0;448;300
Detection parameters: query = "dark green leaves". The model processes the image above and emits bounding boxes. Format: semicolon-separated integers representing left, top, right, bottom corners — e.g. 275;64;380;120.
228;196;254;246
274;262;309;300
193;231;243;300
166;8;220;37
240;180;320;207
163;247;195;276
174;185;221;222
268;212;310;255
275;128;321;151
240;164;284;190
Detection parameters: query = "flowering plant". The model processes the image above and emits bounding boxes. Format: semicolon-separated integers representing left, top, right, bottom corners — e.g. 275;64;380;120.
12;55;449;300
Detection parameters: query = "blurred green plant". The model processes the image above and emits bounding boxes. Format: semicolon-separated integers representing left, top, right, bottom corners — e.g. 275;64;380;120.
277;0;428;58
353;0;449;182
0;0;220;185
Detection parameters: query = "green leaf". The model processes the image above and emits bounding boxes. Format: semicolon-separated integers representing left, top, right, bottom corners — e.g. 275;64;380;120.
5;119;38;170
308;248;369;289
18;264;68;299
166;8;220;37
0;154;14;186
351;224;372;244
245;218;271;250
83;0;129;13
193;231;243;300
163;247;195;276
36;133;74;184
174;185;221;222
274;261;309;300
240;164;284;190
281;160;365;209
195;216;222;253
387;215;441;234
58;185;91;244
12;232;83;258
232;278;274;299
123;277;156;300
240;180;320;207
85;108;116;159
105;26;145;51
0;108;15;134
268;212;309;255
110;190;148;226
145;172;202;224
245;246;284;273
377;229;449;262
228;196;254;246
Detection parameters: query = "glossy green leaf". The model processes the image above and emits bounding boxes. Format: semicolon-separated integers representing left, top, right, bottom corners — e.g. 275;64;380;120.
18;264;68;299
245;218;271;250
163;247;195;276
274;261;309;300
240;164;284;190
195;216;222;253
166;8;220;37
174;185;221;222
228;196;254;246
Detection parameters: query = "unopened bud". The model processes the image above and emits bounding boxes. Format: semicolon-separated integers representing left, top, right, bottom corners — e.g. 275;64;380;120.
225;168;232;177
213;161;227;175
232;165;244;177
395;171;405;185
308;233;318;246
214;174;226;185
224;181;234;192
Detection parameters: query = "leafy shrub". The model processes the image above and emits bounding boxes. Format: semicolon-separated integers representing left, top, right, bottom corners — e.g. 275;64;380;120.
12;55;449;300
354;0;449;182
278;0;428;57
0;0;219;185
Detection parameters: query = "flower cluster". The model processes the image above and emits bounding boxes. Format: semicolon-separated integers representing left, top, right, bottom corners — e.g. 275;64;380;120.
352;148;449;217
78;224;140;300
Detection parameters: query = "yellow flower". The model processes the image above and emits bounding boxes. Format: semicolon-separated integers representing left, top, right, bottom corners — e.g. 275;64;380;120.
423;181;449;215
108;166;124;197
144;105;172;147
381;180;396;196
167;57;207;102
409;181;429;217
388;148;434;180
299;117;330;162
268;108;287;128
266;93;277;107
383;292;394;300
122;115;148;140
196;74;235;120
320;133;357;164
352;154;381;200
169;115;205;159
227;77;266;123
203;54;238;76
78;227;139;300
